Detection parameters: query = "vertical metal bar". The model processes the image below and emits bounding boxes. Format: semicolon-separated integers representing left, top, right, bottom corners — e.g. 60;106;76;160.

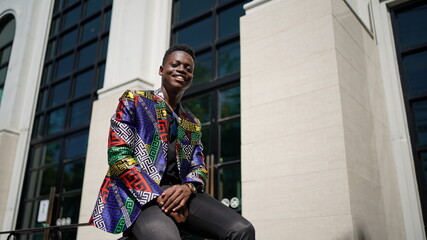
43;187;56;240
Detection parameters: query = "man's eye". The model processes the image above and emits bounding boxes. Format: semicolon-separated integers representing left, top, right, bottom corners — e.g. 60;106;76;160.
186;67;193;73
171;63;178;67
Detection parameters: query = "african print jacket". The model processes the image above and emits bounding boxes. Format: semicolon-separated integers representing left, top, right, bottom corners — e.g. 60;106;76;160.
89;89;208;234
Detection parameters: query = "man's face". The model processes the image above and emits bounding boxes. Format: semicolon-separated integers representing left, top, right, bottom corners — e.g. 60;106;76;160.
159;51;195;92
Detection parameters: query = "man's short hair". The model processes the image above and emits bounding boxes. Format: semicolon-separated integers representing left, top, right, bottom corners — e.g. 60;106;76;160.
162;44;196;65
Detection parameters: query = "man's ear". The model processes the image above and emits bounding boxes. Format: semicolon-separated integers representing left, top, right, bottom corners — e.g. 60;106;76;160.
159;65;164;76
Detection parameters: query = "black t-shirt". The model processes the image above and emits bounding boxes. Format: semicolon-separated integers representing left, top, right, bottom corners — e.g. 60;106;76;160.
159;107;181;186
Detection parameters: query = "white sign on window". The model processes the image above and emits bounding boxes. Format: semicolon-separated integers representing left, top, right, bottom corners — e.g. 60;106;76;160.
37;200;49;222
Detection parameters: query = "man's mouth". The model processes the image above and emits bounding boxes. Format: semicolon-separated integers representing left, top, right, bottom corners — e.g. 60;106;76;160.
174;75;187;82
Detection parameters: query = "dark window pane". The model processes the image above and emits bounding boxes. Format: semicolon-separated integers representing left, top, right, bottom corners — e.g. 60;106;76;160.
31;146;44;168
56;54;74;79
36;89;48;111
25;170;39;198
421;152;427;190
32;115;45;138
0;17;15;46
220;120;240;162
60;29;77;54
174;0;213;24
77;42;98;69
175;17;212;49
218;164;241;211
81;16;101;42
403;50;427;95
63;6;81;30
0;66;7;85
193;51;212;85
39;167;57;196
17;202;33;229
45;141;61;165
0;88;2;102
74;69;94;97
45;40;57;61
1;45;12;65
41;64;54;85
65;133;88;159
220;86;240;118
103;10;112;32
219;3;245;39
66;0;80;7
84;0;104;17
183;95;211;123
219;41;240;77
413;101;427;145
201;126;210;154
100;36;109;59
63;161;85;191
97;63;105;89
70;98;91;127
50;17;60;36
48;107;66;134
51;80;71;107
59;195;81;224
396;4;427;49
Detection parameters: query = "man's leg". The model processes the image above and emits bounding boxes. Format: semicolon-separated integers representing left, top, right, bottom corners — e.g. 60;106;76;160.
124;202;181;240
182;193;255;240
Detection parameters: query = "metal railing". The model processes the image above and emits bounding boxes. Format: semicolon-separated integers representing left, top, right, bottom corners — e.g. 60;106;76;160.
0;223;90;240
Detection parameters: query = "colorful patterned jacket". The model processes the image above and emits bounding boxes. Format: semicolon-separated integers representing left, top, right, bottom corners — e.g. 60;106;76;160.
89;89;208;234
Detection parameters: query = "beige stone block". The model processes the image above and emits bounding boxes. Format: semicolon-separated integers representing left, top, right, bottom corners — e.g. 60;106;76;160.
250;214;353;240
241;15;336;78
77;226;117;240
242;125;346;182
347;170;388;240
241;0;332;45
242;49;339;108
242;169;351;221
0;132;18;229
331;0;379;65
242;86;342;144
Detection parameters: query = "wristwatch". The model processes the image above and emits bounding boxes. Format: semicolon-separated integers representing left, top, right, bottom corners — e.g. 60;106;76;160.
185;183;197;195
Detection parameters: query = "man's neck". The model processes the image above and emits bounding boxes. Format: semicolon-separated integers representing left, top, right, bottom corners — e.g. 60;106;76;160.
161;87;183;110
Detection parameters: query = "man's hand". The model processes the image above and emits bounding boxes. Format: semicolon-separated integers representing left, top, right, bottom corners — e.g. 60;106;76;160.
169;204;189;223
156;184;192;213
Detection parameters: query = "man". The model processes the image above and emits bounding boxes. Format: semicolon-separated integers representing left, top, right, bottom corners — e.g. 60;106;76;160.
90;44;255;239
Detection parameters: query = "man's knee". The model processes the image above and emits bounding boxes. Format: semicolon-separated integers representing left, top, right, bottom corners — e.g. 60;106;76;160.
228;220;255;240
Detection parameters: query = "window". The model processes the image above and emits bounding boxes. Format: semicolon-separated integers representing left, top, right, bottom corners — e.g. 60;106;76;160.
17;0;113;238
0;14;16;104
172;0;248;212
390;0;427;233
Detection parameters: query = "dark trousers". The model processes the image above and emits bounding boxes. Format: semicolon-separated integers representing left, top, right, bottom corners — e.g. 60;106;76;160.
123;192;255;240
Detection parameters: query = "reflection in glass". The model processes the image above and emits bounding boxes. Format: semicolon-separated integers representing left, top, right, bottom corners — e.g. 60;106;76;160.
70;98;91;127
41;64;53;85
413;100;427;145
81;16;101;42
219;41;240;77
60;30;77;54
219;164;241;211
396;4;427;49
60;195;81;223
219;3;246;39
78;43;98;69
403;51;427;95
220;86;240;118
45;142;61;165
63;6;81;30
0;66;7;84
103;10;112;32
51;80;71;107
101;36;109;59
39;167;57;196
0;16;15;46
26;170;39;198
31;146;44;168
45;40;57;61
56;54;74;79
174;0;212;24
421;152;427;189
193;51;212;85
47;107;66;134
183;95;210;123
220;121;240;162
65;133;88;159
97;63;105;89
1;45;11;65
84;0;104;17
63;161;85;191
175;17;212;50
74;70;93;97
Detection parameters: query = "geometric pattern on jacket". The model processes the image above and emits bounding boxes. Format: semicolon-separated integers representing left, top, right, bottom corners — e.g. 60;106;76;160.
89;89;208;234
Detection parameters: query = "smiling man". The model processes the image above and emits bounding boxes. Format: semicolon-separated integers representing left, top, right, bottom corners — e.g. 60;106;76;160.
90;44;255;240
